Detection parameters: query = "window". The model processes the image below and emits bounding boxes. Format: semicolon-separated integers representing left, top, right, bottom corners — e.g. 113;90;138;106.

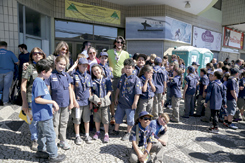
94;25;117;41
25;7;41;37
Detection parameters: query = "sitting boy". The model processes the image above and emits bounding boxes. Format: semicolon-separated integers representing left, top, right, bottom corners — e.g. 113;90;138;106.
32;59;66;162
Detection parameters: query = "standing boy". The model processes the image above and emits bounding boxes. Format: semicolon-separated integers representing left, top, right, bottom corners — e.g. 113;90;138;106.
32;59;66;162
99;52;113;80
134;54;147;76
113;58;142;141
152;57;167;119
204;71;227;133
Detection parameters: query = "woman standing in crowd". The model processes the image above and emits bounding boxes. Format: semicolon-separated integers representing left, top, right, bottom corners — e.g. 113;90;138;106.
21;47;46;151
87;47;100;74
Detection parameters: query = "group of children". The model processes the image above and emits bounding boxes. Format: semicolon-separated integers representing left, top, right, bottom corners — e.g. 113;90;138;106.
28;47;244;162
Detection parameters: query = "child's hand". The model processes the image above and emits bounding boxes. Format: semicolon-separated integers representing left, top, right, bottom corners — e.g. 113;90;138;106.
223;105;227;108
23;62;29;71
182;95;185;99
89;103;93;110
132;102;137;110
53;101;59;112
115;98;118;105
74;101;79;108
204;103;207;107
240;86;244;90
68;103;74;110
22;103;29;114
109;67;113;71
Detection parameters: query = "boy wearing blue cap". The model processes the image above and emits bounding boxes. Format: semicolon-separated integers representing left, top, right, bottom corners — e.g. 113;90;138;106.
112;58;142;141
129;111;154;163
99;52;113;80
71;58;93;144
152;57;167;119
183;66;198;118
204;71;227;133
223;68;240;129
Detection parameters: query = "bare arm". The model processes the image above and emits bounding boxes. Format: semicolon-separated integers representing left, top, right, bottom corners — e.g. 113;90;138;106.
132;94;140;109
132;141;142;158
142;80;148;92
114;88;120;105
183;84;188;99
230;90;237;101
149;80;156;92
202;85;207;98
68;84;74;110
21;79;28;113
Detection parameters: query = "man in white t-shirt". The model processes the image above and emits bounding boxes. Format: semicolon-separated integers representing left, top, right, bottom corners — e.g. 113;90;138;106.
81;41;91;58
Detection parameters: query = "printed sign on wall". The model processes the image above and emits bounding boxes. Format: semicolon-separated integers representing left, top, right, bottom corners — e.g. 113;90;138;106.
65;0;121;25
193;26;222;51
223;27;244;49
126;16;192;44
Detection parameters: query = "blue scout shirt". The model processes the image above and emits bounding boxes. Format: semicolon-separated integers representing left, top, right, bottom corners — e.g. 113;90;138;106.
199;75;209;96
167;75;182;98
45;70;72;108
226;76;239;101
72;70;92;106
99;63;113;80
134;65;142;76
205;80;227;110
92;77;113;98
153;65;166;94
32;77;53;122
139;75;155;99
238;77;245;98
149;119;165;140
118;74;142;108
0;48;18;73
129;123;154;147
184;73;198;95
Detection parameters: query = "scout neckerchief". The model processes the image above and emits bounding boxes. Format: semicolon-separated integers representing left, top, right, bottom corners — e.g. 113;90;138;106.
54;70;68;90
135;66;141;73
77;70;87;91
153;65;161;73
94;77;103;98
114;49;122;63
137;123;150;150
121;74;132;97
99;63;108;77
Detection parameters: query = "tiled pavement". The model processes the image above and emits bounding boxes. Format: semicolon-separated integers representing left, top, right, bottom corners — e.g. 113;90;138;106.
0;101;244;163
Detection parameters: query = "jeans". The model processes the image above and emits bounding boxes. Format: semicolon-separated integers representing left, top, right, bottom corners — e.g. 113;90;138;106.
28;103;38;141
37;118;58;158
0;71;13;103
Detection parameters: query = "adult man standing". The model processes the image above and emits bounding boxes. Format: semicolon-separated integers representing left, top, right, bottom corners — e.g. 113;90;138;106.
0;41;19;105
81;41;91;58
223;57;229;66
18;44;29;86
107;36;129;124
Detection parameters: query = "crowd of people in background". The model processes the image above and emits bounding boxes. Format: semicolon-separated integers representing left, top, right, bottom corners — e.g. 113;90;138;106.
0;37;245;162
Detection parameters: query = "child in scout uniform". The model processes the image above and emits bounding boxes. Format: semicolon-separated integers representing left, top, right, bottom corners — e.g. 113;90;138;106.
223;68;240;129
195;68;209;117
237;71;245;120
204;71;227;134
165;63;174;109
90;64;113;143
21;47;46;151
129;111;154;163
32;59;66;162
45;56;73;150
71;58;93;144
150;113;169;162
136;65;156;119
183;66;198;118
99;52;113;80
168;68;182;122
134;54;147;76
112;58;142;141
152;57;166;119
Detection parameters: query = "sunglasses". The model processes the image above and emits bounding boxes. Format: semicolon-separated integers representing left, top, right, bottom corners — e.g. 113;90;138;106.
33;52;43;56
61;48;68;52
89;52;96;55
116;41;124;44
141;117;151;121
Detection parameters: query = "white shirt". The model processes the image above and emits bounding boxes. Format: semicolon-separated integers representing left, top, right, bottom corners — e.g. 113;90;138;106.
81;50;88;58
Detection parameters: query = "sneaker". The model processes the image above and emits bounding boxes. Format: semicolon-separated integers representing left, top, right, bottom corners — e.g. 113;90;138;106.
93;132;100;140
228;123;238;130
208;127;219;134
35;151;49;159
49;154;66;162
58;141;70;150
110;117;115;125
223;122;228;127
3;102;10;106
110;129;119;136
104;135;109;143
31;140;38;151
75;136;82;145
84;135;93;144
121;132;130;141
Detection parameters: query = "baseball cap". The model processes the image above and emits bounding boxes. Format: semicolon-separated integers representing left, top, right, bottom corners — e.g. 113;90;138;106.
192;62;200;66
188;66;195;73
154;57;162;64
230;68;240;75
78;58;88;65
139;111;153;118
100;52;108;57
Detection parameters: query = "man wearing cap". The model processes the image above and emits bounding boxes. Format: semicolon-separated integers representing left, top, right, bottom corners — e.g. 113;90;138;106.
129;111;154;163
107;36;129;124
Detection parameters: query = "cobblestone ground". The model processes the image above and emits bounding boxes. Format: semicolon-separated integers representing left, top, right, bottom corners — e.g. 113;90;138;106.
0;100;244;163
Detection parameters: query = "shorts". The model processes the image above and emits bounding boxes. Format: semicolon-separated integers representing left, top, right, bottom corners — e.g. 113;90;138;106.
115;104;135;126
111;77;120;102
226;99;237;116
72;105;91;124
93;106;109;124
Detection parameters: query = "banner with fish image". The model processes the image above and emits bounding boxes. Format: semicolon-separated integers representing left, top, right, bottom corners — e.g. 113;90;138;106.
65;0;121;25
